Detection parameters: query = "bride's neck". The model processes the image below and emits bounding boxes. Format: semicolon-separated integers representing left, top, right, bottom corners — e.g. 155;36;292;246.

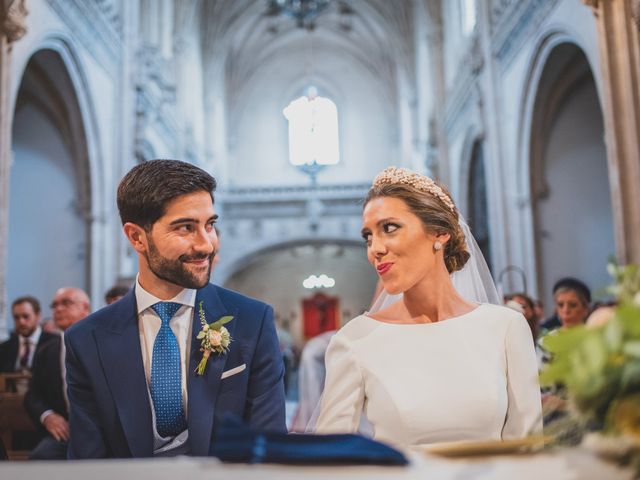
402;266;471;323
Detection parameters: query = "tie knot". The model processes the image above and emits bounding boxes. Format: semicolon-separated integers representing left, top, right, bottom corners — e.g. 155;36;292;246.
151;302;182;324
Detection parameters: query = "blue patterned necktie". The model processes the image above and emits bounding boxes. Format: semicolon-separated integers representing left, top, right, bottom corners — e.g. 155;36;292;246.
150;301;187;437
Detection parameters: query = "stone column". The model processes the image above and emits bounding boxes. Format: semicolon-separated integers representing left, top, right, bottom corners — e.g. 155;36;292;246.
0;0;27;336
585;0;640;264
424;0;448;183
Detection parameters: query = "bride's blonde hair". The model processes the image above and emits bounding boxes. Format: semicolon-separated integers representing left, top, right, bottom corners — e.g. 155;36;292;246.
366;167;470;273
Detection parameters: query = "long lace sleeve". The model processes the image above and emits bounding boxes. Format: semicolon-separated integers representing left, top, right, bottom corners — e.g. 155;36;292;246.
502;314;543;438
314;333;365;433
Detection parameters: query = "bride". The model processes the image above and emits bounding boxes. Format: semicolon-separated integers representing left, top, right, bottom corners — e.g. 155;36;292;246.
314;167;541;447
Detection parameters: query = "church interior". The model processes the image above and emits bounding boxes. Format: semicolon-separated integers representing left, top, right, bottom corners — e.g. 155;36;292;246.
1;0;640;472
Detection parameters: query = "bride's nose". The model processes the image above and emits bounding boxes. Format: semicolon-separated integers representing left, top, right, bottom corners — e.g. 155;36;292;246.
369;234;387;257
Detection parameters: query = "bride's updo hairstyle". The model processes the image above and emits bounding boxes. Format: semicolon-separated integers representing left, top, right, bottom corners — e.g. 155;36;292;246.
366;166;470;273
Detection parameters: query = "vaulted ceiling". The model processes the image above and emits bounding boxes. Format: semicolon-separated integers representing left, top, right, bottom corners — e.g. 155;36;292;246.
198;0;418;124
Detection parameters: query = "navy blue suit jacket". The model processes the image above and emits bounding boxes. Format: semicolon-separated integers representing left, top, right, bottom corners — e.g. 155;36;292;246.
64;284;286;458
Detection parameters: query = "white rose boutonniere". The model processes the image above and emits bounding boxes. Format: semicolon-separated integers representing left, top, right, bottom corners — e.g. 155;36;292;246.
195;301;233;376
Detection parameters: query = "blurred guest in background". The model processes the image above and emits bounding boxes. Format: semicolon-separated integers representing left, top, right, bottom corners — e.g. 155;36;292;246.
539;278;591;420
533;299;544;324
291;330;335;432
540;277;591;334
0;296;59;453
0;296;57;375
553;277;591;329
25;287;90;460
41;318;60;335
104;285;130;305
505;292;538;341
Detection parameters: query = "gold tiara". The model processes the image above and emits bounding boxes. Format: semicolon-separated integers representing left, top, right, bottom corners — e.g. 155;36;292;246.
372;166;456;212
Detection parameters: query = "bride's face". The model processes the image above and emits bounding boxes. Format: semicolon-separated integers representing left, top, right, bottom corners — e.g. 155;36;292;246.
361;196;447;295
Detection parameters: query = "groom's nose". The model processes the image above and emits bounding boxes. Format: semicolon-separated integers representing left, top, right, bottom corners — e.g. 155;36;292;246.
192;226;217;254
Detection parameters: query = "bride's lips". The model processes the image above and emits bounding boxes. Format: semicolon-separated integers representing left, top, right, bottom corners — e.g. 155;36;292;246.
376;262;393;275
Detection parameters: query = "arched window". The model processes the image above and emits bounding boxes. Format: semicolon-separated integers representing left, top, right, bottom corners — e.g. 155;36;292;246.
467;141;493;272
283;87;339;167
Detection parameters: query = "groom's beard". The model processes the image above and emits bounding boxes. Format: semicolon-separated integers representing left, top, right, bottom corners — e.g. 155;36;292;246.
145;238;216;289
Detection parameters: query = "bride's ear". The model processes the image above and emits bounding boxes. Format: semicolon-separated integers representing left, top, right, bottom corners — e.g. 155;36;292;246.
436;232;451;245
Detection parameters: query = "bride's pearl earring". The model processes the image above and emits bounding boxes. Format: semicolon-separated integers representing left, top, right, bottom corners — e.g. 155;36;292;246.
433;241;443;252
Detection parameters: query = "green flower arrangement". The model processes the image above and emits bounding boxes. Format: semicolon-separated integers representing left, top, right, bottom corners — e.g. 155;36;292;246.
540;263;640;469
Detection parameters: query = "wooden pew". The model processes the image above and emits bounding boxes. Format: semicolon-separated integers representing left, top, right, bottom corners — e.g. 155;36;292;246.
0;372;37;460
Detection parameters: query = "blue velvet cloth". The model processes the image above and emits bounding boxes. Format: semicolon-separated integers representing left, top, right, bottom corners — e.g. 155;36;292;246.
214;416;409;466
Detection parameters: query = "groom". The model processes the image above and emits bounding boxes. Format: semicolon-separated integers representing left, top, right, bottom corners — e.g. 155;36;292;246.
64;160;286;458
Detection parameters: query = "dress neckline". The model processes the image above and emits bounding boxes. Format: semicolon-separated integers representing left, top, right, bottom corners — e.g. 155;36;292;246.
362;303;485;326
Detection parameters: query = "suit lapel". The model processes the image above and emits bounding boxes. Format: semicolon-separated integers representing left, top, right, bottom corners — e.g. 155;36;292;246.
7;336;18;370
187;284;238;456
94;290;153;457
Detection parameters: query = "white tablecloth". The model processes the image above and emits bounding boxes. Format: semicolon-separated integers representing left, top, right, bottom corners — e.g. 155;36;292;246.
0;449;633;480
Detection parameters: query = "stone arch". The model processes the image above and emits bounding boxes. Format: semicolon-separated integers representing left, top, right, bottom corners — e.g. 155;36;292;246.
518;33;614;305
8;36;103;320
457;125;483;216
458;127;493;271
219;237;375;345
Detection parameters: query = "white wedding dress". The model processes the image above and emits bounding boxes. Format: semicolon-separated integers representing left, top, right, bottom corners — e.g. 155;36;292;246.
315;303;542;447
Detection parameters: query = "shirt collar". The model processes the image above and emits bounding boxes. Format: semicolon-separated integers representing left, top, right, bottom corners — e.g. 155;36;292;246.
21;326;42;344
135;274;196;315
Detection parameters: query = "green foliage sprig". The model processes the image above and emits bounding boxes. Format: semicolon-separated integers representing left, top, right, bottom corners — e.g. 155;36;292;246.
540;263;640;463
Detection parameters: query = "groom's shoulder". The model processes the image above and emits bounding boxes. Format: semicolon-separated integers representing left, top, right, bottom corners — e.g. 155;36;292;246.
208;284;272;314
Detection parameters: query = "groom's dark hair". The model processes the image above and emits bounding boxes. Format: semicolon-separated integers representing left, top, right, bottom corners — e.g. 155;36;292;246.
117;159;216;229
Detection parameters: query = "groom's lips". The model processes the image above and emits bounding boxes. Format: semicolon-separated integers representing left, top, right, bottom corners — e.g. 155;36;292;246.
183;257;210;267
376;262;393;275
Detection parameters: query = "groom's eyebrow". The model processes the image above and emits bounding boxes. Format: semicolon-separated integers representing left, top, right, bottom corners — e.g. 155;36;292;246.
169;214;218;225
169;217;197;225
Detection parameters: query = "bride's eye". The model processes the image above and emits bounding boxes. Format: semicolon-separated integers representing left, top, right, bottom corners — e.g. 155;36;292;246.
383;223;399;234
361;232;372;245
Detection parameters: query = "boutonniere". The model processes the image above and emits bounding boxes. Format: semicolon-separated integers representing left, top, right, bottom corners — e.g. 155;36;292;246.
195;301;233;376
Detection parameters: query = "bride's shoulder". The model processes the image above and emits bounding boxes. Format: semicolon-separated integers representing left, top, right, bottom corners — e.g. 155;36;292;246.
476;303;527;327
479;302;519;315
477;303;522;318
332;314;378;341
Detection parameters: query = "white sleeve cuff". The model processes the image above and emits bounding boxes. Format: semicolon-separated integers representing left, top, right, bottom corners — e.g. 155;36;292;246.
39;409;54;424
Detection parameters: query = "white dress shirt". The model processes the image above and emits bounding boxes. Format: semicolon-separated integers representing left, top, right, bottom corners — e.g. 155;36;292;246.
15;325;42;370
135;276;195;413
135;277;196;454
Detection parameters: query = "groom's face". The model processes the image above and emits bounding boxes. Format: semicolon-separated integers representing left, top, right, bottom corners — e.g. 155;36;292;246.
143;190;218;290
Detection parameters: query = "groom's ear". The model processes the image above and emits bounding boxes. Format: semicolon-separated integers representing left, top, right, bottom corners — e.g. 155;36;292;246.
123;222;149;254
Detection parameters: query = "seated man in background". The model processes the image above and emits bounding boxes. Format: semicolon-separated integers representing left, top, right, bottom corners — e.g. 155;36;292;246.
0;296;59;453
0;296;57;376
24;287;90;460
